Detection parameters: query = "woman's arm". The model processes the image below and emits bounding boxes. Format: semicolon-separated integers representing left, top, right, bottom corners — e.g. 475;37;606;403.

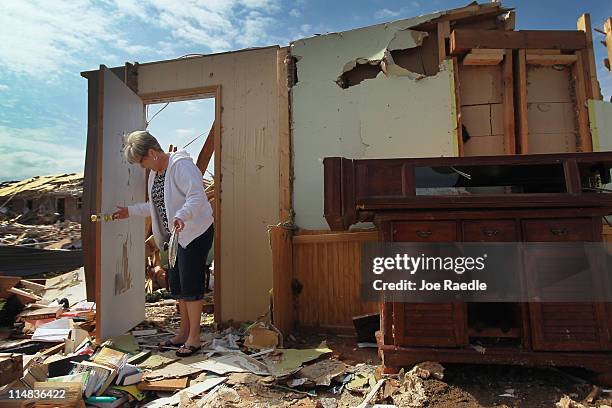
111;202;150;219
128;202;150;217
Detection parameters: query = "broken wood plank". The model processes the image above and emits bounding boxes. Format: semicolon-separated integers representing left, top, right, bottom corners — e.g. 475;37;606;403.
195;122;214;175
572;52;592;152
137;377;188;391
577;13;602;99
502;50;515;155
503;10;516;31
278;47;292;223
462;49;504;65
8;287;42;304
0;276;21;298
19;279;46;293
450;29;587;55
525;54;577;66
437;21;450;65
0;354;23;386
515;49;528;154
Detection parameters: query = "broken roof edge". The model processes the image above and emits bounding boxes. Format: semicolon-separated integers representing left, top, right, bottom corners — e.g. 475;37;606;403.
80;45;281;77
289;2;510;46
0;173;83;198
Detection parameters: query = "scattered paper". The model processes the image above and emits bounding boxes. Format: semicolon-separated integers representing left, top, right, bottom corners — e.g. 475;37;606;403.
32;318;74;342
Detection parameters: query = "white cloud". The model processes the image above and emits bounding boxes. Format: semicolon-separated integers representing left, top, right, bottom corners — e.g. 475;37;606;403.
0;85;9;92
0;125;85;181
289;9;301;18
374;8;401;20
0;0;283;78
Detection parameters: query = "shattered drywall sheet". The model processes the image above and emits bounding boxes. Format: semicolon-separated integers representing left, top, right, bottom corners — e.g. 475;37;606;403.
291;12;458;229
589;100;612;152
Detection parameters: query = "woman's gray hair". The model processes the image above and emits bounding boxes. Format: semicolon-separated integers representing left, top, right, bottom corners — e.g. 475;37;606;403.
123;130;163;164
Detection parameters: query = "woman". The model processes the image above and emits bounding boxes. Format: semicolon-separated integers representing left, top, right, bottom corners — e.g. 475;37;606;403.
113;130;213;357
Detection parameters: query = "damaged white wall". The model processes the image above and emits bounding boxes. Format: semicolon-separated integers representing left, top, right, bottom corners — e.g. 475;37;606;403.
291;13;458;229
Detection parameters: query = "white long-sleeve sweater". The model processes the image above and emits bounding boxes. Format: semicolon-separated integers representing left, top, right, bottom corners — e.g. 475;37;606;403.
128;150;213;248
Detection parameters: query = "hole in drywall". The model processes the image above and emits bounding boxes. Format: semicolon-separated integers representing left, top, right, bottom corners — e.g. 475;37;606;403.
336;62;382;89
390;31;439;77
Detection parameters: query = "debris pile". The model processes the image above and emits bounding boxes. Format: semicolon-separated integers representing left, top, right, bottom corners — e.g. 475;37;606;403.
1;268;611;407
0;220;82;248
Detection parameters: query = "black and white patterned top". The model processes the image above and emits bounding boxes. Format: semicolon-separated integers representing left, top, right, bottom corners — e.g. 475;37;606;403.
151;170;170;234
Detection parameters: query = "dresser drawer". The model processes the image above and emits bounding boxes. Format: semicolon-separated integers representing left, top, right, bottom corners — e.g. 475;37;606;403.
462;220;518;242
523;218;594;242
392;221;457;242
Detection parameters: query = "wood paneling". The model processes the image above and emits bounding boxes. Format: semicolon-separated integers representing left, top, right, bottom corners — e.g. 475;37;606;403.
292;231;378;331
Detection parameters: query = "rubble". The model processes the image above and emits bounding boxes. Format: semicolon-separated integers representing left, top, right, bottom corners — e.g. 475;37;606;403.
0;270;611;407
0;220;81;248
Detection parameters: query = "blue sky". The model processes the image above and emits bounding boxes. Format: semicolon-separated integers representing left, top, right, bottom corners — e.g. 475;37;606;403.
1;0;611;181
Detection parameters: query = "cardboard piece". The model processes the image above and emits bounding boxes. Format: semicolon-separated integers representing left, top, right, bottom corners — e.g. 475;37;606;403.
296;359;347;386
244;324;279;350
143;362;202;381
137;354;177;370
264;347;333;377
137;377;188;391
189;352;269;375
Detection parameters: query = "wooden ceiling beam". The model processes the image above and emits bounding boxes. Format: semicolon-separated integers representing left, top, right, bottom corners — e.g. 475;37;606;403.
451;29;587;55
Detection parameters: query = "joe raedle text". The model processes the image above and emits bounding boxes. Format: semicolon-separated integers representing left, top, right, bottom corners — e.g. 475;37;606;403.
372;279;487;292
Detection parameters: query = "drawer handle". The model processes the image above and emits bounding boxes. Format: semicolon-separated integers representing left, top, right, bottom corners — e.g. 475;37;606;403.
550;227;568;236
416;230;432;238
481;228;500;237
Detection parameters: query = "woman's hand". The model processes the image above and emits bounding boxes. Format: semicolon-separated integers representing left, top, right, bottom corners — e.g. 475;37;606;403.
173;217;185;232
112;206;129;220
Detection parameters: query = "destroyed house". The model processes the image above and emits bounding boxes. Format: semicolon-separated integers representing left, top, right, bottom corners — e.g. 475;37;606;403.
82;2;612;376
0;173;83;222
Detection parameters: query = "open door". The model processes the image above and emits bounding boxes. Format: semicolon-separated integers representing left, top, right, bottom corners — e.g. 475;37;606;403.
95;65;146;341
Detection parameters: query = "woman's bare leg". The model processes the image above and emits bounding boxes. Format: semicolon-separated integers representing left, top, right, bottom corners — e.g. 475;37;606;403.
171;300;189;344
184;299;203;347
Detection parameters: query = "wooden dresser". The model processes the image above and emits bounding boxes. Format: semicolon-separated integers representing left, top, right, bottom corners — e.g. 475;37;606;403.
324;152;612;376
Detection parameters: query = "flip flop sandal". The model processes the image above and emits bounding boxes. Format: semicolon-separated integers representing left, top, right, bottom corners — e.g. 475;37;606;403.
176;344;201;357
159;339;183;349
